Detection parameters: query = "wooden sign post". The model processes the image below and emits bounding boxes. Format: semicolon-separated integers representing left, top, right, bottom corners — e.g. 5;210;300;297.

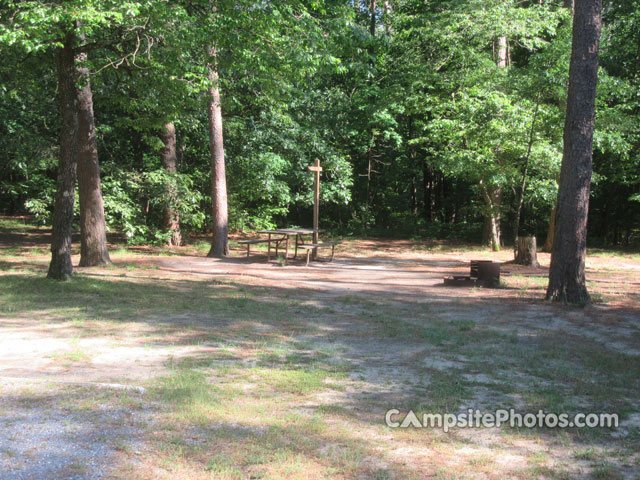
307;158;322;260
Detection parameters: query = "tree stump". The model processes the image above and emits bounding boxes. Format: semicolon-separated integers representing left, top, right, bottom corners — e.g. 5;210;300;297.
514;236;539;267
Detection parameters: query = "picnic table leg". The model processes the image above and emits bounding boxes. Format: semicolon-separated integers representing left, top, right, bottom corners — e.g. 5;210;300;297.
330;245;335;262
275;238;279;258
306;249;311;266
285;236;289;265
294;234;299;259
267;233;271;261
246;243;250;258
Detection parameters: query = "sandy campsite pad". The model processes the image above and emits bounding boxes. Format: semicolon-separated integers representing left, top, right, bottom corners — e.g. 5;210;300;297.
1;232;639;479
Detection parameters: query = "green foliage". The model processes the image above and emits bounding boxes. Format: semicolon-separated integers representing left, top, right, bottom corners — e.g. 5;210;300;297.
0;0;638;246
101;169;204;244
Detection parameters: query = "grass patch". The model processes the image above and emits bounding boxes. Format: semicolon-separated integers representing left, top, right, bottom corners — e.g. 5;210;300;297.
49;347;92;364
151;367;220;424
1;218;639;479
588;248;640;262
409;370;469;413
590;462;623;480
248;366;340;394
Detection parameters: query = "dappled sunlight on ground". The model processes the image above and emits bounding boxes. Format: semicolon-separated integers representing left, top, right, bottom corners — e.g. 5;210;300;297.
1;221;639;479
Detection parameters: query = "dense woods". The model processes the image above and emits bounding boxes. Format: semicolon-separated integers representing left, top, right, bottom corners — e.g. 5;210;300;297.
4;4;640;476
1;1;639;286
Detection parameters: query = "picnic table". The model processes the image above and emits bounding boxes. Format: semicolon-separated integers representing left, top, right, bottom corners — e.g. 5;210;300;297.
238;228;339;265
257;228;322;263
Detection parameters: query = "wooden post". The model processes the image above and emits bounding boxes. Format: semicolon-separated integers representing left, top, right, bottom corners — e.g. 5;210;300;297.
267;232;271;261
308;159;322;260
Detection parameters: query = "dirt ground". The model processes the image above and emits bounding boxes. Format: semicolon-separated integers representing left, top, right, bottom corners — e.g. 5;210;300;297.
1;221;639;479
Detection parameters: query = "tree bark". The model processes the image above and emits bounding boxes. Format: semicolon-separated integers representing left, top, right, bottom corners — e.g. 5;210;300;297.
513;96;541;257
494;35;509;68
422;161;430;221
410;176;418;217
207;45;229;257
515;236;539;267
369;0;376;37
383;0;391;35
161;122;182;247
76;47;111;267
48;30;78;280
364;1;377;213
546;0;602;304
481;35;508;251
481;185;502;251
543;206;556;252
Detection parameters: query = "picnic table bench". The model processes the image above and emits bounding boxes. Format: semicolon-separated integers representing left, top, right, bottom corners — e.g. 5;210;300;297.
237;237;286;260
297;242;340;266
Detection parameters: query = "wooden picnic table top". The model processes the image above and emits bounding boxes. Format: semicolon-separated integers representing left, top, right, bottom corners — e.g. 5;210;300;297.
257;228;323;235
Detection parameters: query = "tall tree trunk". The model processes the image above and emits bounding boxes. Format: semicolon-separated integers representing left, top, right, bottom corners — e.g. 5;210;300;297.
600;195;611;245
494;35;508;68
546;0;602;304
48;30;78;280
161;122;182;247
482;215;491;245
513;97;541;257
430;170;436;221
363;0;377;214
481;34;508;251
369;0;376;36
422;160;433;221
543;206;556;252
365;132;375;211
481;184;502;251
131;128;150;223
438;172;445;222
76;47;111;267
207;45;229;257
383;0;391;34
410;176;418;217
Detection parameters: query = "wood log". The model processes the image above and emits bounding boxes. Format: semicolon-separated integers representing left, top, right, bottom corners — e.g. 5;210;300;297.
514;236;539;267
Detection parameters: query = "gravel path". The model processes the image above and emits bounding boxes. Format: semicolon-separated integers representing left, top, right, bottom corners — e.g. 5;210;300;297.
0;379;149;480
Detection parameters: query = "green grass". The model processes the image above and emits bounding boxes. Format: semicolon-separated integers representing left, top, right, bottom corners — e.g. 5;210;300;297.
151;367;220;424
49;347;92;364
1;219;638;479
409;369;469;413
0;272;309;339
588;248;640;262
590;462;624;480
574;447;601;461
0;216;37;231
